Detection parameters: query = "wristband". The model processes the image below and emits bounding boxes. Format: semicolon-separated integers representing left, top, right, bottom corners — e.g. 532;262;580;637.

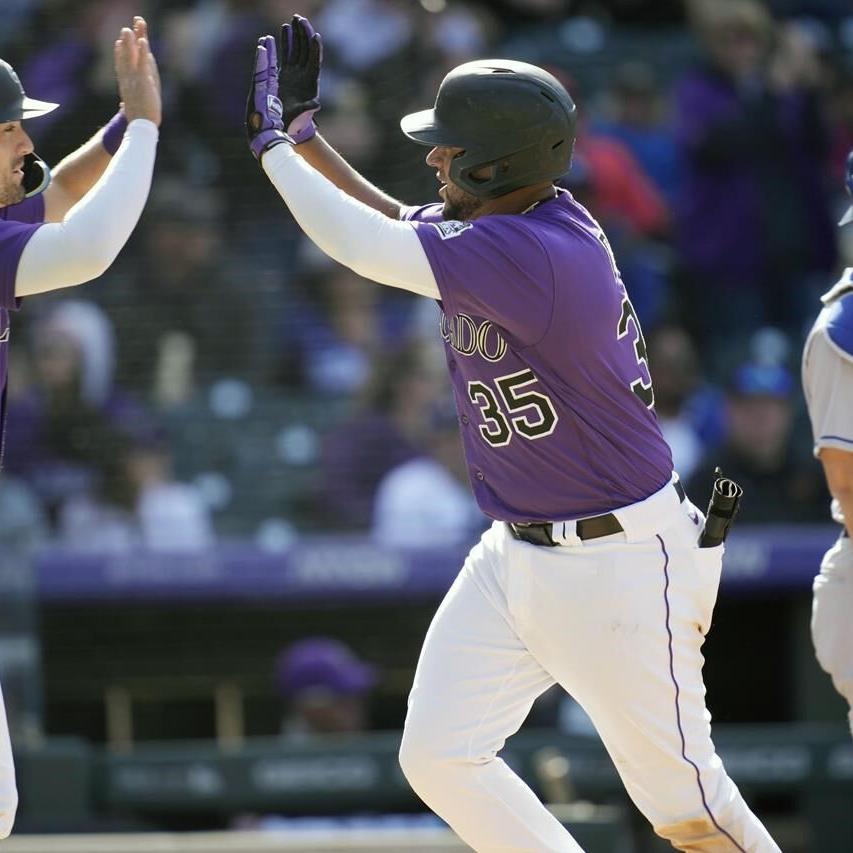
102;111;129;155
289;113;317;145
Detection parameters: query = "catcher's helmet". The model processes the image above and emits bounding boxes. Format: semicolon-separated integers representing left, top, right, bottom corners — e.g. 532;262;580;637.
401;59;577;199
840;148;853;227
0;59;58;198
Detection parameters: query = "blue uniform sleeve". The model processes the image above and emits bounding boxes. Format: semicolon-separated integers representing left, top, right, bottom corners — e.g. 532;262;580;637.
824;292;853;361
410;215;555;347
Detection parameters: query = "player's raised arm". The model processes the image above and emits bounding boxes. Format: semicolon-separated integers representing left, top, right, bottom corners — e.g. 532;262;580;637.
14;22;160;297
42;17;159;222
247;31;438;298
273;15;403;220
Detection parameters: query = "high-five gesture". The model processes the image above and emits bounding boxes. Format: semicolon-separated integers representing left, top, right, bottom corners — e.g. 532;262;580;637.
115;16;161;126
279;15;322;143
246;35;292;160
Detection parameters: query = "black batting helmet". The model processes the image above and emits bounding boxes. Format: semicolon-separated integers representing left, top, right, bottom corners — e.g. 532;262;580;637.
401;59;577;199
0;59;58;198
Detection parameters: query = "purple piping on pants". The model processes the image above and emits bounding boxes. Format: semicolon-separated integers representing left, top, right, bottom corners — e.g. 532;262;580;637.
656;534;746;853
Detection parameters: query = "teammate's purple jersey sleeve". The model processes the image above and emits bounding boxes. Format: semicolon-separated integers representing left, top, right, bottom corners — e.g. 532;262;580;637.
0;220;39;310
0;192;45;306
1;194;46;225
0;197;44;466
408;192;673;522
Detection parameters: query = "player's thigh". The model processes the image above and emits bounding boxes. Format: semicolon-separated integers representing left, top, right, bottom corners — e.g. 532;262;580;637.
524;512;728;821
591;533;729;824
812;537;853;697
405;560;554;762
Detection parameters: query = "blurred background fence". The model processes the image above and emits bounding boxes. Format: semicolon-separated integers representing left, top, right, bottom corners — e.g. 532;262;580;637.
2;0;853;850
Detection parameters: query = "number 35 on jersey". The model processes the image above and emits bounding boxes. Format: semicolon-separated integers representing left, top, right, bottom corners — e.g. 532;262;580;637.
466;295;655;449
468;369;558;448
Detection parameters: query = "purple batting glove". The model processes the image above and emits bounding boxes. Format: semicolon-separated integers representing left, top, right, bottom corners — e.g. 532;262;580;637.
246;35;293;161
280;15;322;144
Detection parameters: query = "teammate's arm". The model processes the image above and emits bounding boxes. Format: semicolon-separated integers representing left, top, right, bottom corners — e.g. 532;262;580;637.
275;15;403;219
43;17;158;223
15;24;160;296
819;449;853;530
43;123;122;222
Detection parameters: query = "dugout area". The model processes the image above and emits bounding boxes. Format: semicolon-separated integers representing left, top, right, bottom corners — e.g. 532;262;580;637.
5;581;849;852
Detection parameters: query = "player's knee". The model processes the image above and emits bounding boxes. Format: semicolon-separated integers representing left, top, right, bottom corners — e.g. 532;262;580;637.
398;725;432;789
814;638;853;707
811;617;844;679
835;674;853;708
399;723;453;794
0;784;18;839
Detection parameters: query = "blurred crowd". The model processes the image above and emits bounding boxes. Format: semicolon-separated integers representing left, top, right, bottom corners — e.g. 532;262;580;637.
1;0;852;553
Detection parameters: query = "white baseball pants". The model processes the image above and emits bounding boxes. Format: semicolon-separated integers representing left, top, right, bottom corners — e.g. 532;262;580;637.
812;534;853;737
399;479;779;852
0;681;18;838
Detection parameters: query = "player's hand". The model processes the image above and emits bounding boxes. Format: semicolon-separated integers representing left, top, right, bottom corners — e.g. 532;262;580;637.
131;17;162;100
114;17;161;127
246;35;294;161
279;15;322;144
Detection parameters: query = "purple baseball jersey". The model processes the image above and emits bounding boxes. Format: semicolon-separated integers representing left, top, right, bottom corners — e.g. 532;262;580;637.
0;195;44;463
405;190;673;522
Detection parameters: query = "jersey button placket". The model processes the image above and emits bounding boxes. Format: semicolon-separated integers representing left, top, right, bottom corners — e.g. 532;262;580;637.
475;471;485;481
461;414;470;425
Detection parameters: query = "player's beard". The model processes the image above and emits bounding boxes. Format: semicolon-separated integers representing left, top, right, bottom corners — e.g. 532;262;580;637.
0;171;25;207
441;183;482;222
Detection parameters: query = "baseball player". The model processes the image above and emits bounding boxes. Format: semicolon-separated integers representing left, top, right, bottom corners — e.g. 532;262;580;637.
247;17;778;851
0;18;160;837
802;149;853;740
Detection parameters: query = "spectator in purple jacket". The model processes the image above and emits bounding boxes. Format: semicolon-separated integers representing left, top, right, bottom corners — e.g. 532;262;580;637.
673;0;835;345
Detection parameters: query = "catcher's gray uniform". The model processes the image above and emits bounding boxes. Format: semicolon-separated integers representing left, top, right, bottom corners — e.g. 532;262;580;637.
802;266;853;736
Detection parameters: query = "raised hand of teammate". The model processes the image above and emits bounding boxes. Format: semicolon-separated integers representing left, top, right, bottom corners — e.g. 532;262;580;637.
278;15;323;143
246;35;293;161
114;17;161;127
131;18;162;103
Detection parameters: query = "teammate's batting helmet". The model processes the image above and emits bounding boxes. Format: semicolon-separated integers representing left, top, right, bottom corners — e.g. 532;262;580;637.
401;59;577;200
0;59;58;198
840;149;853;227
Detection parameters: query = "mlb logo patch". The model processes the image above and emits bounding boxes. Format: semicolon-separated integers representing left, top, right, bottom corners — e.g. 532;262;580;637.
432;220;473;240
